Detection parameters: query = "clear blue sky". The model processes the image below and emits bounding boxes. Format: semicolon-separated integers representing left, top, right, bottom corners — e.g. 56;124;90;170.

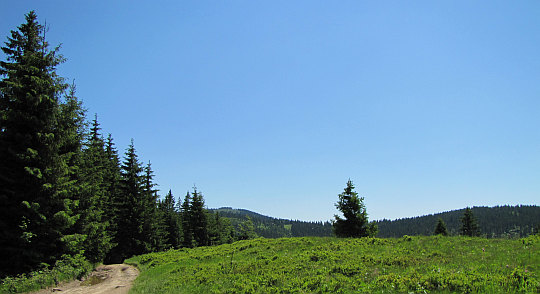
2;1;539;221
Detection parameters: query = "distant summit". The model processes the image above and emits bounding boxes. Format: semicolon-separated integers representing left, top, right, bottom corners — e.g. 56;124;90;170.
210;207;333;238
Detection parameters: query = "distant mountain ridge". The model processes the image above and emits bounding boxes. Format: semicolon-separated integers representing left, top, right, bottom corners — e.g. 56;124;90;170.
211;205;540;238
375;205;540;238
210;207;333;238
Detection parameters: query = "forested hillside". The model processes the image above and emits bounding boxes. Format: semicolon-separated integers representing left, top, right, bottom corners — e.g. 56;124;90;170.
0;11;240;279
211;208;333;238
376;205;540;238
213;205;540;239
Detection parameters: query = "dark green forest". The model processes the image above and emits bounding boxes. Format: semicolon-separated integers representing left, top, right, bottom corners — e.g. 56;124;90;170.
212;205;540;239
0;11;254;279
376;205;540;238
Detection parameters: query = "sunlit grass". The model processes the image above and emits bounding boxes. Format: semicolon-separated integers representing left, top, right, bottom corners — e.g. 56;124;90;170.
126;235;540;293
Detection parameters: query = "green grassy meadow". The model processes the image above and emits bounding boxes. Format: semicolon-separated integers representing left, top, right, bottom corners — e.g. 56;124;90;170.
126;235;540;293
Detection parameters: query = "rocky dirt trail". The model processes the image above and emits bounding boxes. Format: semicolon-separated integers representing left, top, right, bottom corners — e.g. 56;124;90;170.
29;264;139;294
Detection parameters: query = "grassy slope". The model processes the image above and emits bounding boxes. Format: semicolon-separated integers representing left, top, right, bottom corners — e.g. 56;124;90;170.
126;235;540;293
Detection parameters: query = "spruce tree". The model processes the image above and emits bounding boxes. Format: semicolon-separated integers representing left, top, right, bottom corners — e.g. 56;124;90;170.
181;192;193;248
103;134;121;235
55;84;89;259
104;134;122;197
333;179;377;238
76;116;113;262
207;212;221;245
461;207;480;237
208;212;235;245
142;161;166;252
160;190;181;248
110;140;146;262
434;218;449;236
190;187;209;247
0;11;77;275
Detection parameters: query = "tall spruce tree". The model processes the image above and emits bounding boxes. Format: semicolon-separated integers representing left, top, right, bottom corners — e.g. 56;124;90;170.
110;140;146;262
0;11;78;276
103;134;121;236
104;134;121;198
142;161;166;252
460;207;480;237
333;179;377;238
76;116;113;262
181;192;193;248
159;190;181;249
56;85;88;259
190;187;209;247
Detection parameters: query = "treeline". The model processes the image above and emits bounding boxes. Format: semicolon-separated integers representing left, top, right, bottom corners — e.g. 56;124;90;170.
0;11;247;278
212;208;333;238
375;205;540;238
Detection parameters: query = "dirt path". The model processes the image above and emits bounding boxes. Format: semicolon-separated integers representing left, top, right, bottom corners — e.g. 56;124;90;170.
30;264;139;294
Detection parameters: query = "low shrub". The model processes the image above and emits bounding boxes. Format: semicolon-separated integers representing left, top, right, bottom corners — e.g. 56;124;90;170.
0;254;93;293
